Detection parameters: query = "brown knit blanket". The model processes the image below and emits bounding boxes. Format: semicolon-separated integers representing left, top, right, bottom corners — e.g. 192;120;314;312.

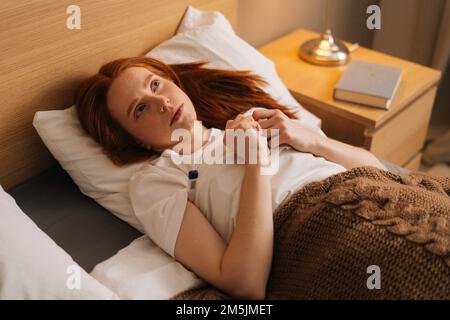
172;166;450;299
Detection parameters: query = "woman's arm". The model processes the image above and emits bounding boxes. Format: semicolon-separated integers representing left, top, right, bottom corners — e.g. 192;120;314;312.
220;115;273;298
174;116;273;299
174;167;272;299
221;163;273;298
218;117;273;298
308;135;387;170
175;166;272;301
252;109;387;171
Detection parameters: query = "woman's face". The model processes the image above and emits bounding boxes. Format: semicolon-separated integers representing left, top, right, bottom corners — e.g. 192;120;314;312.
106;67;197;151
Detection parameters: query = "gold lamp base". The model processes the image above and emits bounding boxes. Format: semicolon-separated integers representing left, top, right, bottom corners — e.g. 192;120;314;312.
299;29;350;66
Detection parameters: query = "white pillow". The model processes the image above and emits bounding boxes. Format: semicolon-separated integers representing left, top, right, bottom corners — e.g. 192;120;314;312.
147;6;322;128
33;107;147;231
0;185;118;300
33;6;322;232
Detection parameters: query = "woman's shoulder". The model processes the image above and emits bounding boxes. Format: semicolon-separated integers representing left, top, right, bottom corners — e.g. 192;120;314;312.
129;159;187;188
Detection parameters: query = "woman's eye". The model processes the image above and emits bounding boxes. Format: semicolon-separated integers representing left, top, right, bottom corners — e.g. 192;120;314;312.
135;104;147;119
151;79;160;92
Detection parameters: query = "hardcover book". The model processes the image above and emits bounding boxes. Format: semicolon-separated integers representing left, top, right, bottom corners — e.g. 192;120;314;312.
333;60;402;109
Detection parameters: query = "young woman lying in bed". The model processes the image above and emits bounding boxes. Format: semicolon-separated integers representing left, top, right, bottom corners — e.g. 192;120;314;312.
74;56;388;299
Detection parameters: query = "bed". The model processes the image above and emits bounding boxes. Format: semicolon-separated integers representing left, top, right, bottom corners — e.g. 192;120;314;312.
5;158;409;300
0;0;414;299
8;159;409;273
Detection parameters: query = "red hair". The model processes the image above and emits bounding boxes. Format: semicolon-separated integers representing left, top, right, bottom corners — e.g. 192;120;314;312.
75;56;298;166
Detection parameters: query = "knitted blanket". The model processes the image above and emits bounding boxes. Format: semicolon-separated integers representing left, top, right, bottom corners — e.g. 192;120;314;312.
172;166;450;299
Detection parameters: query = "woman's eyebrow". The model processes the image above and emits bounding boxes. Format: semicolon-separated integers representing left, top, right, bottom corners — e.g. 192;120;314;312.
126;74;154;119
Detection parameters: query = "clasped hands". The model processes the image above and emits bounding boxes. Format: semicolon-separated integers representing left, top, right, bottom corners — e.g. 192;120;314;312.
223;109;324;164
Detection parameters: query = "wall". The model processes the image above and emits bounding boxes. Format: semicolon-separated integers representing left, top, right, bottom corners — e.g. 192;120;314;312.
372;0;450;132
236;0;378;48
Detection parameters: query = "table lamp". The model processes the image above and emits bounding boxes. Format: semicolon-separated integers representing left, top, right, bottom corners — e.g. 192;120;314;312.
299;0;350;66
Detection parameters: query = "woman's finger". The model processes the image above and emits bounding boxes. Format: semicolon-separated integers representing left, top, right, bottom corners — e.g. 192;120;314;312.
238;116;254;126
251;109;279;121
257;115;280;129
234;113;247;121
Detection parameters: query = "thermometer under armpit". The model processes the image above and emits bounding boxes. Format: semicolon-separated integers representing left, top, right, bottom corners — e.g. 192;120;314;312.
188;170;198;202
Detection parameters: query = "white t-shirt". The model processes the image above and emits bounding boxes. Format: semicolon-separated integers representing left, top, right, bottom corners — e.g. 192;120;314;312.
129;109;346;258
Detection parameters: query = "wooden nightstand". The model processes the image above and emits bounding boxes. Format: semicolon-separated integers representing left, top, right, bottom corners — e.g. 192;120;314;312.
259;29;442;171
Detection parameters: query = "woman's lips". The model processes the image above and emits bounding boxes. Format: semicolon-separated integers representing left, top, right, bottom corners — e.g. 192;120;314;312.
170;104;183;126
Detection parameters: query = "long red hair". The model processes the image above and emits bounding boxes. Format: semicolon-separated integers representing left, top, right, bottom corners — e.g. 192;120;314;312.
75;56;298;166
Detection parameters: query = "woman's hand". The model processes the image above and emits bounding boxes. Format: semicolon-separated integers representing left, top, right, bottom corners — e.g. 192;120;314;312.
225;113;261;132
252;109;387;170
223;114;268;165
252;109;323;153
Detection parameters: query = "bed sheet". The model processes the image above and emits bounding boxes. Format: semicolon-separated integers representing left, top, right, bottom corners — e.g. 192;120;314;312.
90;236;204;299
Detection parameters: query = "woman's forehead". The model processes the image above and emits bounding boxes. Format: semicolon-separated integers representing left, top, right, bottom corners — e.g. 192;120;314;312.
121;66;153;79
111;67;153;95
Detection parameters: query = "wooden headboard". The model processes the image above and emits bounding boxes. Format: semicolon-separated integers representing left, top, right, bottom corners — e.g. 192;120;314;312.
0;0;238;190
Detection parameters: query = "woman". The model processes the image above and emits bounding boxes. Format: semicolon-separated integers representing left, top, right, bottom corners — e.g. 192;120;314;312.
75;56;387;299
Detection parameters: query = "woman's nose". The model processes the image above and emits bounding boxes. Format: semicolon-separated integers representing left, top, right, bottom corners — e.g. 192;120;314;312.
149;95;171;113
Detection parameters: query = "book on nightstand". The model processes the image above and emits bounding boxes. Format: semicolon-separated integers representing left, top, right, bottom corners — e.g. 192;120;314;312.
333;60;402;110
